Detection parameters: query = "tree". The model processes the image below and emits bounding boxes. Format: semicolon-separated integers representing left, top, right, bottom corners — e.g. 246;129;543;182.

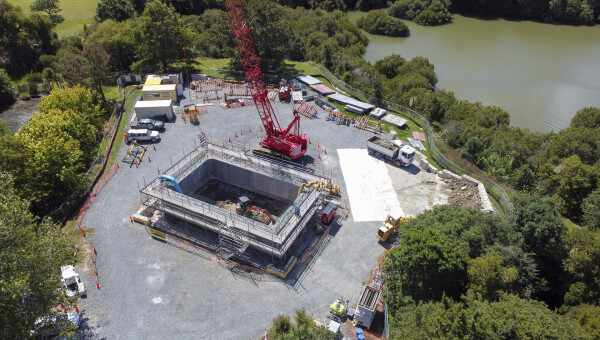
30;0;63;24
356;10;410;37
84;19;137;70
383;226;468;308
131;0;193;71
0;172;71;339
321;42;333;69
0;1;57;75
554;155;596;219
37;86;101;120
96;0;135;21
266;309;336;340
390;294;584;339
243;0;292;72
16;129;86;210
562;228;600;307
511;164;536;191
374;54;405;79
566;304;600;339
0;68;14;108
571;107;600;129
423;94;446;122
508;193;567;306
62;46;111;103
467;251;518;301
582;189;600;231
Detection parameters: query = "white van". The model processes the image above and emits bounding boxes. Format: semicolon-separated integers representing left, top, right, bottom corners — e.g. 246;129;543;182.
124;128;160;143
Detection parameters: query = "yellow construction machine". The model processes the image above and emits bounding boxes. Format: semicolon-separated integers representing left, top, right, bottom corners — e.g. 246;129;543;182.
297;180;340;197
376;213;414;242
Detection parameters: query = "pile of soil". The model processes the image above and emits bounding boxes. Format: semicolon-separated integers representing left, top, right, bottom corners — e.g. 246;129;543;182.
216;199;237;213
444;179;481;208
373;138;395;149
215;200;273;225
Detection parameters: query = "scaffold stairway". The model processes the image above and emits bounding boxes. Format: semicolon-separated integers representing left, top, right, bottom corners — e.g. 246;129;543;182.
217;225;250;260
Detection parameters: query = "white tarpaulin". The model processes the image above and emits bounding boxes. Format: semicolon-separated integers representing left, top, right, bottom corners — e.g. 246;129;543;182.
338;149;403;222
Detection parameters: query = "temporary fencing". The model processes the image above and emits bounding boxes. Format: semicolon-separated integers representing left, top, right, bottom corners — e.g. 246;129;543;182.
42;87;126;224
76;164;120;233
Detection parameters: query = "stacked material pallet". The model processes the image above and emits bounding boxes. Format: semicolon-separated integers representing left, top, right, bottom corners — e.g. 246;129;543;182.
326;108;351;125
381;114;407;127
353;116;382;134
197;79;223;91
223;83;251;96
295;101;317;118
369;107;387;119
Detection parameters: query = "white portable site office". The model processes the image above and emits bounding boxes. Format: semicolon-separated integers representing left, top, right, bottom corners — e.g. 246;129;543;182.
134;100;174;120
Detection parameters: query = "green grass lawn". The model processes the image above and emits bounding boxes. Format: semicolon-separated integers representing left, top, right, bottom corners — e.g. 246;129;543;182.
7;0;98;37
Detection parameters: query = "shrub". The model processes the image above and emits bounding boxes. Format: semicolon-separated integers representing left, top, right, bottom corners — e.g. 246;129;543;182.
0;69;15;108
356;10;410;37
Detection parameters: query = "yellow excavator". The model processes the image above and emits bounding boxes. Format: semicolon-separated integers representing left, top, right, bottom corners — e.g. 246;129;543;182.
376;213;414;242
297;180;340;197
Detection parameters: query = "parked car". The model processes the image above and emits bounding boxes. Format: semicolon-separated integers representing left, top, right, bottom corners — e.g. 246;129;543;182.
125;129;161;143
130;118;165;130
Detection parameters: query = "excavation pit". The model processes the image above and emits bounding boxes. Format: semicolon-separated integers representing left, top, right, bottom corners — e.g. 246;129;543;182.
140;142;327;262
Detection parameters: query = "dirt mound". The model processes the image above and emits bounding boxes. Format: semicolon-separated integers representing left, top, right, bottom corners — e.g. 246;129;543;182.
216;200;237;213
444;179;481;208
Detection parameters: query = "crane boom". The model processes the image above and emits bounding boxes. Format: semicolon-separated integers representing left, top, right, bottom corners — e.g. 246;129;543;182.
223;0;308;159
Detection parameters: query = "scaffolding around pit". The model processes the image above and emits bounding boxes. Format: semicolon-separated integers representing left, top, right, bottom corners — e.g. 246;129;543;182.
139;139;330;263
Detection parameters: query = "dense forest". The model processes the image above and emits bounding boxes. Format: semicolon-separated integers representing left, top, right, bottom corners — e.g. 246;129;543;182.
1;0;599;337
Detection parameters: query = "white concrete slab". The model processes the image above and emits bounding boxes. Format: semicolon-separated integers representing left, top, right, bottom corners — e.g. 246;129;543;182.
338;148;403;222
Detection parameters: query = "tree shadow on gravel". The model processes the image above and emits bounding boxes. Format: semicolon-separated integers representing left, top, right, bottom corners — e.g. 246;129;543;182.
77;315;107;340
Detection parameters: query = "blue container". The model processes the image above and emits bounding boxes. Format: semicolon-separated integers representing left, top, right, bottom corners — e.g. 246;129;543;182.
357;334;365;340
356;328;364;335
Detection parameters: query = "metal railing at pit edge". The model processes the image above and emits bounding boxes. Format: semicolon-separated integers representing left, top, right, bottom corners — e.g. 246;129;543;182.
315;66;513;213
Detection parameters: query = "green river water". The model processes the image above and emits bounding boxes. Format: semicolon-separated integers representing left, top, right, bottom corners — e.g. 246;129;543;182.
347;12;600;132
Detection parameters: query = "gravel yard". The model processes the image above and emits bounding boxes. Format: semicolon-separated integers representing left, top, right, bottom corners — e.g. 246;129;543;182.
76;86;462;339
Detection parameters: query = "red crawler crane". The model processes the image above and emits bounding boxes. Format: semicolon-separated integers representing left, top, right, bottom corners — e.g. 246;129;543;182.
223;0;308;160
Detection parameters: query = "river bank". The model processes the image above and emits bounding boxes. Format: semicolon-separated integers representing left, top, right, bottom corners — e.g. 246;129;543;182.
348;12;600;132
0;98;39;132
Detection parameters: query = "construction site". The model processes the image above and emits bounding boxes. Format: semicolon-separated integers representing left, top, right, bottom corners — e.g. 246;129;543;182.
76;2;494;338
136;141;341;277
